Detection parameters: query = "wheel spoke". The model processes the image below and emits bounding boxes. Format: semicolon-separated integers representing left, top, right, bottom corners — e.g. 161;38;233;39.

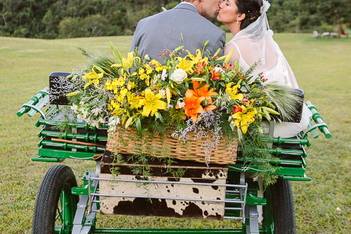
55;200;63;224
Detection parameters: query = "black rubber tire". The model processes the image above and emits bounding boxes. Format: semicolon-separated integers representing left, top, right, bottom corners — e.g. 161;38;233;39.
32;165;78;234
264;178;296;234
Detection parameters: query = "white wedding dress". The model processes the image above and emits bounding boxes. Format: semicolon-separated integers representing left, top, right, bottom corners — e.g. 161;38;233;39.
224;1;311;138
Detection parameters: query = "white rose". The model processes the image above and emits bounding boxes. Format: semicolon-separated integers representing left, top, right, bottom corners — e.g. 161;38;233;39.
214;66;224;73
170;69;187;84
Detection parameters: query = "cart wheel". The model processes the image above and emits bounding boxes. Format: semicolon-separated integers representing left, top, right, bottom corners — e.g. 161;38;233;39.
263;178;296;234
32;165;78;234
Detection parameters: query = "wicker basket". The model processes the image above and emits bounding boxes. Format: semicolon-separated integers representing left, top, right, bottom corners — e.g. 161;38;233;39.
106;128;238;165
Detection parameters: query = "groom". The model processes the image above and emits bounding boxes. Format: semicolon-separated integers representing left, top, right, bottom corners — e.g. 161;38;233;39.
130;0;225;62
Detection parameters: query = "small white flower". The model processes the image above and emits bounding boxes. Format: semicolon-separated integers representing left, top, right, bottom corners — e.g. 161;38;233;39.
161;69;168;81
144;54;151;60
81;110;88;119
159;89;166;97
91;121;99;128
98;118;105;124
71;104;78;112
176;99;185;109
214;66;224;74
92;108;102;116
108;117;120;132
170;69;187;84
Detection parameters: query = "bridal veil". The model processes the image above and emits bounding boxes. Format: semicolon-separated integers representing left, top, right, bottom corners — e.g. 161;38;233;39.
226;0;312;137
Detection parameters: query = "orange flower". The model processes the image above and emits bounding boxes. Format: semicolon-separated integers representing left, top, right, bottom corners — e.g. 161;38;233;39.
184;81;218;121
194;61;207;75
184;90;204;122
192;81;217;103
233;105;243;113
211;69;221;81
204;104;217;112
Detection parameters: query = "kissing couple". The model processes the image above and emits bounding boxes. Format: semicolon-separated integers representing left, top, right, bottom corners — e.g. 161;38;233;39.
131;0;312;138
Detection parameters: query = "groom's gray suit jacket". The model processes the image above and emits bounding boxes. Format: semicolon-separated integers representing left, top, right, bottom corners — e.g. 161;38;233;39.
130;2;226;62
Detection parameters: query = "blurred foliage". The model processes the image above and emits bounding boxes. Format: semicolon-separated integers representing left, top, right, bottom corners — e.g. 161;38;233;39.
0;0;350;38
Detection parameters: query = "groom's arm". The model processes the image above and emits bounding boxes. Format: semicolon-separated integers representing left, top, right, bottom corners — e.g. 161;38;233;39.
217;32;226;56
209;31;226;56
130;20;144;52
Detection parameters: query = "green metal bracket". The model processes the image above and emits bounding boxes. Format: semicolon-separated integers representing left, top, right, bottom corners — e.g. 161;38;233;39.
246;193;267;206
244;147;306;158
268;148;306;157
38;147;95;160
39;130;107;142
305;101;332;139
275;166;307;178
16;89;49;117
36;118;108;130
92;229;245;234
72;183;90;196
229;163;309;182
31;157;64;163
72;173;96;196
39;140;105;153
282;175;312;181
239;157;304;166
262;136;310;146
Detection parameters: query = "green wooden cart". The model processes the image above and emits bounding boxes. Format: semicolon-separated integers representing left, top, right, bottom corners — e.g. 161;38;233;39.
17;72;331;234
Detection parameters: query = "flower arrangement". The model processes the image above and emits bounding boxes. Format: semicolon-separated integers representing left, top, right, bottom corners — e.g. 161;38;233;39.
68;47;301;166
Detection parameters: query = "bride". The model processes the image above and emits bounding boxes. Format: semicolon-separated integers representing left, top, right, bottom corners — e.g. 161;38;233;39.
217;0;312;138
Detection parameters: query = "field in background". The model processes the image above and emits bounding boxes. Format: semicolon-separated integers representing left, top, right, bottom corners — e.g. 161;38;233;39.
0;34;350;233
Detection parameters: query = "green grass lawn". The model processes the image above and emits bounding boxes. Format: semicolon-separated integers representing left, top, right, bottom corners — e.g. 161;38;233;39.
0;34;350;233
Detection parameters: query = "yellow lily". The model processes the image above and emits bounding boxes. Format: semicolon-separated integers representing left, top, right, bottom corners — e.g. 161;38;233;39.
226;83;244;101
108;99;125;116
188;49;202;64
177;57;194;74
140;89;167;117
144;64;153;75
83;69;104;89
121;52;134;70
138;68;149;80
150;59;164;72
232;106;257;134
127;81;136;90
111;52;135;70
224;48;235;64
105;79;119;94
127;94;144;109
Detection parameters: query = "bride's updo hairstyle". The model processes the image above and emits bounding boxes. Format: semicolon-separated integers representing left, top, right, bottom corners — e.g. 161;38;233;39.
236;0;263;29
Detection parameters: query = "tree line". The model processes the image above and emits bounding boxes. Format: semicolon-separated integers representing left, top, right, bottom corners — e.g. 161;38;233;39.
0;0;350;39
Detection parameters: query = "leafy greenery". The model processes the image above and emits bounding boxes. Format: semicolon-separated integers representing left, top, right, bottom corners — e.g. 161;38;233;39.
0;0;179;38
1;0;350;38
269;0;351;33
109;153;186;179
240;125;278;189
